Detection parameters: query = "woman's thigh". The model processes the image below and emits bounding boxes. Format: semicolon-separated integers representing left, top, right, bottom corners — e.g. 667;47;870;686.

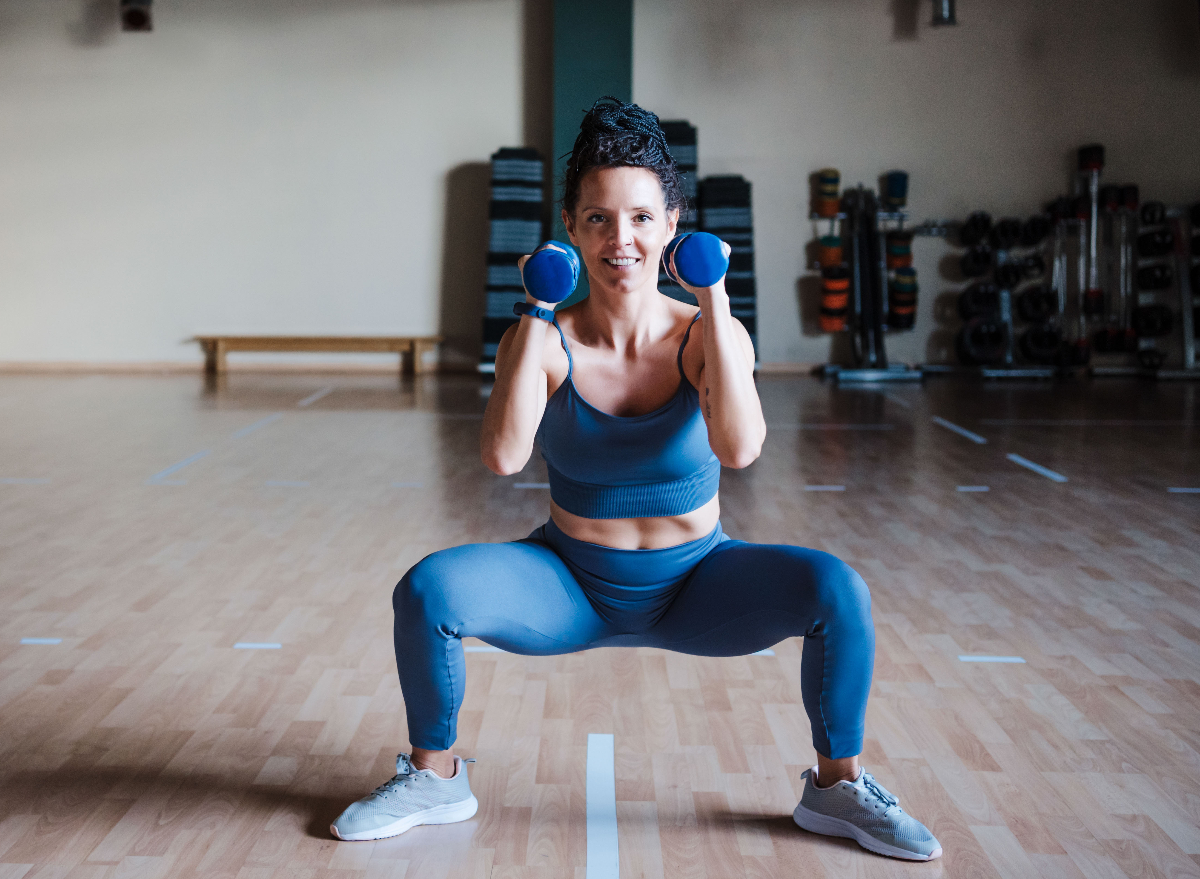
395;536;613;654
642;539;874;654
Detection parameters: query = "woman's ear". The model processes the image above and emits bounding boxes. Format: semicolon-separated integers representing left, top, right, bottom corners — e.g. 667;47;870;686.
667;208;679;239
562;208;578;246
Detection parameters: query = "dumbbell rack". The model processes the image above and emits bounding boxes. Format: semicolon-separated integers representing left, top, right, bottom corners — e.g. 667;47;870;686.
815;187;922;383
1155;209;1198;377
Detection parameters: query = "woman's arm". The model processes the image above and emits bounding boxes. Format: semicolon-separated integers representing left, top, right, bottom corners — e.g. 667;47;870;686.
480;305;551;475
684;278;765;469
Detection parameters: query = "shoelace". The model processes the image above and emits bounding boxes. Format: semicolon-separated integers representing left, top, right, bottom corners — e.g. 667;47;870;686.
373;754;418;797
859;773;901;814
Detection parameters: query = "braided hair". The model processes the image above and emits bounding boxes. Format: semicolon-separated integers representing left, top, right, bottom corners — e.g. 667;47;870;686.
561;96;687;219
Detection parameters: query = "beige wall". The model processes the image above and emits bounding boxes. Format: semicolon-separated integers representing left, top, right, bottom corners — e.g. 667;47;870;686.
0;0;526;367
3;1;1199;368
633;0;1200;365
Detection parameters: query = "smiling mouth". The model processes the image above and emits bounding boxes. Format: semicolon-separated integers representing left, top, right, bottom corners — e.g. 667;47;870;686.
604;258;639;266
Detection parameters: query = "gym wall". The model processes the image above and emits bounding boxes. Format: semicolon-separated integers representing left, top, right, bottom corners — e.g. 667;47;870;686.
2;0;1198;370
0;0;529;369
633;0;1200;366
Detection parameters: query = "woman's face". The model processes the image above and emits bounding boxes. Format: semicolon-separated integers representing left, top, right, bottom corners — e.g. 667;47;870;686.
563;166;678;297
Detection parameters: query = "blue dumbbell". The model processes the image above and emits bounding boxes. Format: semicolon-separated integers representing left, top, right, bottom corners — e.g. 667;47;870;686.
522;242;581;304
663;232;730;288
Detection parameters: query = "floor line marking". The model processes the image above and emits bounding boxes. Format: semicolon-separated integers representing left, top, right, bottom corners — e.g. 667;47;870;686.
514;482;551;489
264;480;310;487
392;481;424;488
297;387;334;408
752;648;776;656
1006;453;1068;483
20;637;63;645
586;733;619;879
882;393;914;409
1;478;50;485
232;413;284;439
147;450;210;483
959;655;1026;663
234;642;282;649
464;645;505;653
931;416;988;444
957;486;990;492
804;485;845;492
1168;487;1200;494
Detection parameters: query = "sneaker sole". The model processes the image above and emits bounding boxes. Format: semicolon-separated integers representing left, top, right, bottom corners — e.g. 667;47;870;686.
792;802;942;861
331;795;479;841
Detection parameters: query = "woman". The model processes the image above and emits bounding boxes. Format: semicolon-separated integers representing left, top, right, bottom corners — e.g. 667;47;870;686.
331;98;941;862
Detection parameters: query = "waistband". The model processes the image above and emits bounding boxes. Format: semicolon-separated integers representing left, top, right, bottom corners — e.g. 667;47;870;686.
534;517;727;588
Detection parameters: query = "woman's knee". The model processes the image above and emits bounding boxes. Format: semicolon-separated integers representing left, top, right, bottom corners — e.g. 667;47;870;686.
393;550;460;626
807;552;872;625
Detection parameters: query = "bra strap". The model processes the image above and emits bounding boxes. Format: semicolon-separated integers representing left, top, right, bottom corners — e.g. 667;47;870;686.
676;311;702;379
551;317;573;380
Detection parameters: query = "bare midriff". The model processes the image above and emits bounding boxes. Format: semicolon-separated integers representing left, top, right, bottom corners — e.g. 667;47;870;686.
549;494;721;550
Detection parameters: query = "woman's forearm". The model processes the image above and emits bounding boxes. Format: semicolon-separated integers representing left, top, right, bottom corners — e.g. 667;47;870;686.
695;287;765;468
480;316;549;475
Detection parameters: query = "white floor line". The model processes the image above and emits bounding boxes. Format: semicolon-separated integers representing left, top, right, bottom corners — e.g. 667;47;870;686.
752;648;776;656
882;393;914;409
959;655;1025;663
147;450;211;484
234;642;282;649
931;416;987;444
804;485;845;492
231;413;284;439
20;637;62;645
1006;453;1068;483
1;477;50;485
297;387;334;408
587;733;619;879
264;480;310;487
514;482;551;489
1168;487;1200;494
956;486;990;492
464;645;505;653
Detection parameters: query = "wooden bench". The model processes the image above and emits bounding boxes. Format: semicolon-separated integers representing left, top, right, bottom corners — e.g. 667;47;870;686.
194;335;442;375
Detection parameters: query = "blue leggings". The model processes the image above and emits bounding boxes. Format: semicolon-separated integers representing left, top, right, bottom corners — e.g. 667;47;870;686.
393;519;874;759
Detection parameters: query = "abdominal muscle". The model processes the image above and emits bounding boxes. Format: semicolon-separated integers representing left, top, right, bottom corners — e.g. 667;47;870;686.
549;494;721;550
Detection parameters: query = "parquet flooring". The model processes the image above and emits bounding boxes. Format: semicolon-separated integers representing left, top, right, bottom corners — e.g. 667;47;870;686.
0;372;1198;878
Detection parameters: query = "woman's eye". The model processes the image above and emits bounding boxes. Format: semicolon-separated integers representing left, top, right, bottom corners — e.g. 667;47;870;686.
636;214;652;222
587;214;606;223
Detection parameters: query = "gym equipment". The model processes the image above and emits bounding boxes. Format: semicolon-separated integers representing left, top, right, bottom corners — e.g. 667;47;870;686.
885;230;913;269
814;168;841;219
657;120;700;304
1017;285;1056;323
994;263;1023;290
1132;304;1174;337
818;235;843;268
481;147;546;370
1078;145;1105;318
663;232;730;288
932;0;957;26
960;245;993;278
523;242;581;303
1136;263;1173;291
959;282;1000;320
1141;201;1166;226
1120;185;1140;212
990;218;1022;251
1020;215;1052;247
1100;185;1121;212
1019;325;1062;364
1137;349;1167;369
820;265;850;332
1022;253;1046;279
120;0;152;31
959;211;992;247
1138;229;1174;257
700;175;757;349
883;171;909;209
888;267;918;329
957;319;1009;366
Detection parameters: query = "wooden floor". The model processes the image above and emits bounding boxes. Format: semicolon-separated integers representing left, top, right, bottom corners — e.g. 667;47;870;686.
1;372;1198;879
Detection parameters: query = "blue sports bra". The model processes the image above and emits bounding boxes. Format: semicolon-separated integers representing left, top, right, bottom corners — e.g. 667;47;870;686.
535;313;721;519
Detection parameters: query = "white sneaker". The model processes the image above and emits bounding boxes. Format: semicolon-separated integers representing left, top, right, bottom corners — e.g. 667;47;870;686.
330;754;479;841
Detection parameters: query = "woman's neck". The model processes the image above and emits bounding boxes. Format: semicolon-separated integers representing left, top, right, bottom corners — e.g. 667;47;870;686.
575;282;673;352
